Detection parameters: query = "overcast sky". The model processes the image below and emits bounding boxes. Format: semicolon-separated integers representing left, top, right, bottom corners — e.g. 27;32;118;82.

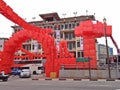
0;0;120;54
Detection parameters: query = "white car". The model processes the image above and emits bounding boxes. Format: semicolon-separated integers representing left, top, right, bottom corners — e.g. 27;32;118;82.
20;69;31;78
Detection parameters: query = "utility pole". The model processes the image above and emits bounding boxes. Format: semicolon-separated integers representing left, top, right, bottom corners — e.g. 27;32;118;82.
103;17;111;79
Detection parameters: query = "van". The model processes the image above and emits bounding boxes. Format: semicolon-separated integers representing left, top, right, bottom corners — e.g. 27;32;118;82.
20;69;31;78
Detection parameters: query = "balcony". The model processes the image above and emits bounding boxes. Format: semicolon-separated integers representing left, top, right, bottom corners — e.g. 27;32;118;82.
61;29;74;32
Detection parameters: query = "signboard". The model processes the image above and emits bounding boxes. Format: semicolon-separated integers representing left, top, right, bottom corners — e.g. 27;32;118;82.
56;30;60;51
80;37;83;50
76;58;89;62
34;40;38;53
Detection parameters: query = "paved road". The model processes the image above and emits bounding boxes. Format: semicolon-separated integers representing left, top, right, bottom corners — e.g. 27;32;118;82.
0;76;120;90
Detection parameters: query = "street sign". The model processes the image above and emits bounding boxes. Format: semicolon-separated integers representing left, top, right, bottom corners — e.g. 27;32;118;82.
76;58;89;62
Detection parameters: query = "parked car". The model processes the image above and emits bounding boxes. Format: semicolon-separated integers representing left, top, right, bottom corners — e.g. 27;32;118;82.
0;74;9;81
11;68;21;76
20;69;31;78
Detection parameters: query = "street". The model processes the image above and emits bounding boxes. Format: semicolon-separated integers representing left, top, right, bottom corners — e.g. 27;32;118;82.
0;76;120;90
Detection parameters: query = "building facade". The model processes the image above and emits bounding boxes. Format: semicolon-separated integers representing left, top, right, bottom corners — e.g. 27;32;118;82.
97;44;113;64
11;12;115;73
0;38;8;51
12;12;96;59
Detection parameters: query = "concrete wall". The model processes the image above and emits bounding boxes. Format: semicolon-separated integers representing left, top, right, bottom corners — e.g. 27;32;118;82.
59;69;120;78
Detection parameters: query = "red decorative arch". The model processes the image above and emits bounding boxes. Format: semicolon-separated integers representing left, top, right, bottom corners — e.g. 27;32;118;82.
75;20;112;69
1;29;58;77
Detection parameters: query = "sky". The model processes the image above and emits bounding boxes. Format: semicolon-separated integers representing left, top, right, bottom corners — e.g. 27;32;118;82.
0;0;120;54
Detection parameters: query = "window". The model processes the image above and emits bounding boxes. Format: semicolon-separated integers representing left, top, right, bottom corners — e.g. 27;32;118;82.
26;40;31;43
47;26;50;28
27;45;31;51
78;52;80;57
57;25;60;30
65;23;68;29
32;45;34;50
38;45;41;49
69;23;71;29
21;67;29;69
38;66;44;70
51;25;53;29
76;22;80;26
65;33;68;39
45;17;54;21
60;33;63;38
68;42;72;50
44;26;46;28
69;32;74;40
81;52;84;57
77;51;84;58
67;42;75;50
73;33;75;38
54;33;56;38
72;23;75;28
77;42;80;47
54;25;57;30
34;56;38;59
73;42;76;48
65;32;74;40
61;24;64;30
22;45;25;49
15;60;42;64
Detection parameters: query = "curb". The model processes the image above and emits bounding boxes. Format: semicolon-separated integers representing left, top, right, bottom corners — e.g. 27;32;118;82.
73;78;81;81
45;78;52;80
31;78;120;81
32;78;39;80
59;78;66;80
90;78;98;81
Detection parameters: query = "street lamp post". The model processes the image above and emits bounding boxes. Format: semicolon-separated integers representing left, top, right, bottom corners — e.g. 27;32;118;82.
86;10;88;15
73;12;77;20
62;13;66;21
32;17;36;21
103;17;111;79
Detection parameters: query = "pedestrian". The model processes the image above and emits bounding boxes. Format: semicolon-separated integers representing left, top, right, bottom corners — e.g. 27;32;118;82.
1;70;5;76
